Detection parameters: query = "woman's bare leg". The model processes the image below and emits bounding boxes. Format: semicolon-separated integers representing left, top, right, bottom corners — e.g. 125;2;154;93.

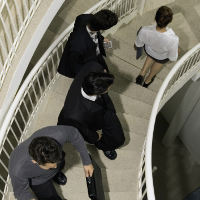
139;56;154;76
144;62;162;84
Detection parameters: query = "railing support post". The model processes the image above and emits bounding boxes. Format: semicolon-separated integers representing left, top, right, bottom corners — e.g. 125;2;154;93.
137;0;145;15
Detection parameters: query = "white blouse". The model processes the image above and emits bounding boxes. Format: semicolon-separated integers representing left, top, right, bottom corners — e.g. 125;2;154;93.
135;24;179;61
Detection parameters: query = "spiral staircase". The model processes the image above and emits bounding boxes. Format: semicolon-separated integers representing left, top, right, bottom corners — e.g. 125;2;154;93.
1;0;200;199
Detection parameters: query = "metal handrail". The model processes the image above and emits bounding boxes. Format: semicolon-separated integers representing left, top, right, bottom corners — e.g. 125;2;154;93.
0;0;42;91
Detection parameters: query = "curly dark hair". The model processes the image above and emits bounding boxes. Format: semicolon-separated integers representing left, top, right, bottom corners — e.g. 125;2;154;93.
87;9;118;31
28;137;63;165
82;71;114;95
155;6;173;28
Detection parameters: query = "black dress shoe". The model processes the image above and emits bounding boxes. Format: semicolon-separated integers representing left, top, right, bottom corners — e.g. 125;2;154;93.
103;150;117;160
143;75;156;88
53;172;67;185
136;75;144;85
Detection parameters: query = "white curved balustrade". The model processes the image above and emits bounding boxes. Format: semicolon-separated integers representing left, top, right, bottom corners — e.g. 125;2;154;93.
0;0;42;91
0;0;141;199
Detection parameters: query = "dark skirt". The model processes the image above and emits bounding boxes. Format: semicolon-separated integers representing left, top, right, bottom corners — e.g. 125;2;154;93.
144;46;169;64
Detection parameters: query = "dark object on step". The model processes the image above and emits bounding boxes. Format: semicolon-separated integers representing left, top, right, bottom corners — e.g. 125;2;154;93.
183;187;200;200
136;75;144;85
136;26;143;59
53;172;67;185
103;150;117;160
86;154;105;200
143;75;156;88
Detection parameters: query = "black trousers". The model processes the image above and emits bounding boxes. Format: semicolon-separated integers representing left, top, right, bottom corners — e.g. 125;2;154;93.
30;179;62;200
30;157;65;200
95;109;125;151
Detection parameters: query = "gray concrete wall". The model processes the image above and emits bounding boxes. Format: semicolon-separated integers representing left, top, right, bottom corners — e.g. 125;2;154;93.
160;79;195;124
160;78;200;164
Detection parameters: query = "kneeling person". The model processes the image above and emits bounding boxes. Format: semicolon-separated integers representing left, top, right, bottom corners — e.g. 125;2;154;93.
9;126;93;200
58;61;125;160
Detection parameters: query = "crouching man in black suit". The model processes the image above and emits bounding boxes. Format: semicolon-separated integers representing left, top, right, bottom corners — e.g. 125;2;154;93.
58;61;125;160
57;10;118;78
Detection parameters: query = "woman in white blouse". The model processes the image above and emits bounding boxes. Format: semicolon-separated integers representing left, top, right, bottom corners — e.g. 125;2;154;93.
134;6;180;88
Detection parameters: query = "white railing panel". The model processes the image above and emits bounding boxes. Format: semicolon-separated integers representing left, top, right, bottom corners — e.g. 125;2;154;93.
0;0;43;92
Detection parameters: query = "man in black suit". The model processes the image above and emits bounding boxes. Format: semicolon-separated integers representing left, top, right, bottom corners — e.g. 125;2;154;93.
57;10;118;78
57;61;125;160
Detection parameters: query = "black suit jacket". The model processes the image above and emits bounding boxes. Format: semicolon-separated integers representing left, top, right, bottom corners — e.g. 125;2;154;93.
57;14;107;78
58;61;115;144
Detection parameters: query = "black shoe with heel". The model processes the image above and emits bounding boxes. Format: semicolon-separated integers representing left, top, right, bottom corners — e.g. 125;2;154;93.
143;75;156;88
136;75;144;85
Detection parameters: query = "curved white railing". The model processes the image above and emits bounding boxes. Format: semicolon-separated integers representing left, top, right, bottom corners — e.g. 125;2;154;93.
0;0;42;91
0;0;141;199
139;43;200;200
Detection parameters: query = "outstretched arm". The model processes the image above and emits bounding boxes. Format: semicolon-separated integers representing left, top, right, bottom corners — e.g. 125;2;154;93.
60;126;94;177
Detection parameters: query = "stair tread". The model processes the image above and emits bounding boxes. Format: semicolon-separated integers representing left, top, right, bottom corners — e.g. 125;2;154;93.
60;191;137;200
110;73;157;105
109;90;152;119
53;167;137;194
117;112;149;136
9;189;138;200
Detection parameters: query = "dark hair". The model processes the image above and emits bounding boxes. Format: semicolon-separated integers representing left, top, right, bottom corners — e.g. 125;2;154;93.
155;6;173;28
28;137;62;165
82;71;114;95
87;9;118;31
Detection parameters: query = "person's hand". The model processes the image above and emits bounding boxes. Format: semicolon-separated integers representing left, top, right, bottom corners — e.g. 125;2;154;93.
84;164;94;177
103;38;110;43
103;38;110;51
104;69;107;73
97;131;102;141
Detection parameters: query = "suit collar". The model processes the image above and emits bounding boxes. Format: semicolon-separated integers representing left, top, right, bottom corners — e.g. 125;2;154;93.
83;27;96;47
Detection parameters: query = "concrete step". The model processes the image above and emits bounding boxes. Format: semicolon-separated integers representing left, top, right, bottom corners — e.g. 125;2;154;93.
56;191;137;200
114;14;152;44
117;112;149;137
110;73;157;105
109;90;152;120
120;131;146;152
61;142;142;172
101;168;137;193
53;167;137;194
106;54;163;92
87;146;141;171
9;186;137;200
105;191;137;200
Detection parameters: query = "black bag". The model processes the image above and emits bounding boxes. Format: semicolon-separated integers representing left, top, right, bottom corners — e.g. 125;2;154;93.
86;154;105;200
136;26;143;60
